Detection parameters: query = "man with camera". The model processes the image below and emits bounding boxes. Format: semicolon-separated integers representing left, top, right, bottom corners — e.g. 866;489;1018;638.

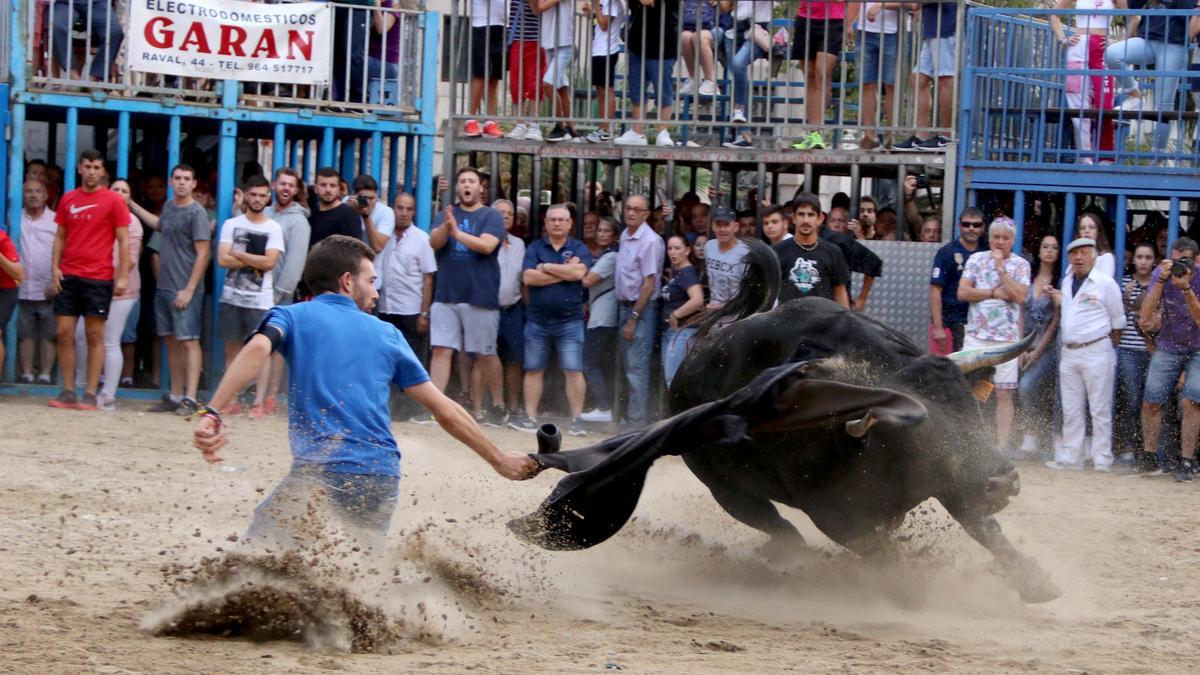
1137;236;1200;481
1043;238;1125;472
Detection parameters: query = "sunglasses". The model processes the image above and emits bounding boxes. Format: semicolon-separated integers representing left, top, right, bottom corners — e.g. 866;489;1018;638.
959;221;985;229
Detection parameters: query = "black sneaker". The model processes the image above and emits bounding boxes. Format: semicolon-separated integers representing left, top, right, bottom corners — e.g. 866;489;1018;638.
545;124;569;143
17;374;34;384
47;389;79;409
1135;451;1159;474
146;394;182;413
175;397;200;417
892;135;922;151
722;136;754;149
568;417;588;437
484;406;509;428
1174;458;1195;482
916;135;950;151
508;415;538;432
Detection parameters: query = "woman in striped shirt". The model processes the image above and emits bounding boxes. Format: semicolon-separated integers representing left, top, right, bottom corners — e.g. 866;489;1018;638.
1115;242;1160;459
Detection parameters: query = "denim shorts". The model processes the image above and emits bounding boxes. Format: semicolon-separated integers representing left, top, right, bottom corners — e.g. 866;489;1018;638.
523;318;584;372
860;30;898;85
153;287;205;340
1143;349;1200;404
626;52;676;106
542;45;574;90
918;35;956;78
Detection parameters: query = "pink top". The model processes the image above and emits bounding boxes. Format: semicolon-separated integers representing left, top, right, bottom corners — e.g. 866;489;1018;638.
796;1;846;21
113;216;143;300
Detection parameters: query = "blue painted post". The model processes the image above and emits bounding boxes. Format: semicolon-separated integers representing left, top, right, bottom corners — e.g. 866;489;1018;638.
1013;190;1025;254
371;131;384;182
416;136;433;232
303;140;314;180
1062;192;1077;276
3;101;22;381
288;139;298;170
167;116;181;199
273;123;287;176
116;112;131;178
64;107;79;191
341;138;356;180
388;135;401;202
1114;194;1128;263
404;135;416;193
1168;197;1181;250
320;128;334;168
213;83;240;376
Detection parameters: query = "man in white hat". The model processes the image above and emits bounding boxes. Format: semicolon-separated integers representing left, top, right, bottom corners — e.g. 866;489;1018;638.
1044;237;1125;471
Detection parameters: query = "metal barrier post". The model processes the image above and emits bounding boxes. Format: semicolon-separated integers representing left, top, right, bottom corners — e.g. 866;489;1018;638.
116;112;130;177
415;135;434;232
273;123;287;175
1013;189;1025;254
64;107;78;191
320;127;335;168
212;82;239;376
371;131;384;181
1168;197;1181;250
1114;194;1128;260
404;135;416;193
388;135;401;202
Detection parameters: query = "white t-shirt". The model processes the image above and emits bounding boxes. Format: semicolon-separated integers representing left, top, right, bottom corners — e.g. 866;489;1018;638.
219;214;286;310
471;0;507;27
705;238;750;306
856;3;900;34
497;234;526;308
592;0;626;57
378;225;437;315
540;1;575;49
368;200;395;240
736;0;773;23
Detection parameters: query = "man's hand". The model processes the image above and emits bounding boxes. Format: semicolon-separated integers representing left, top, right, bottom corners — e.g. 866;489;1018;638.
847;219;861;236
904;175;918;199
932;327;949;353
417;315;430;334
867;3;881;21
492;451;540;480
194;415;229;464
1171;268;1193;290
114;277;128;297
853;295;867;312
174;287;195;309
991;249;1006;267
442;206;458;233
355;198;373;216
667;312;679;330
1045;285;1062;307
48;267;63;297
622;316;637;341
1157;259;1174;279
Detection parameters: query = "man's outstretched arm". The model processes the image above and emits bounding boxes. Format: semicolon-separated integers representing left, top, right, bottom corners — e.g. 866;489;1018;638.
405;381;539;480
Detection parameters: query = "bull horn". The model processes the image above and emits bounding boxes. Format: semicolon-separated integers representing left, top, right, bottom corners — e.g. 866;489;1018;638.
845;412;877;438
946;331;1038;374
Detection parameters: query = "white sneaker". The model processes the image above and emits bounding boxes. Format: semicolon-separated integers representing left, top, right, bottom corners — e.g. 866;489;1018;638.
579;408;613;423
614;129;647;146
679;78;697;95
732;106;748;124
96;393;117;411
655;129;675;146
506;123;528;139
1093;464;1113;473
677;139;702;148
523;125;544;142
1045;460;1085;471
698;79;719;97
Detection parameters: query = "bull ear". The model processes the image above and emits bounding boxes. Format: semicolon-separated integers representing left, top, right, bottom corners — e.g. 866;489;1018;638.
746;365;928;435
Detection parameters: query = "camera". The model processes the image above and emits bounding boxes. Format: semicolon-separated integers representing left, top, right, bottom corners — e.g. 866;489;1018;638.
356;194;370;208
914;174;930;190
1171;256;1194;278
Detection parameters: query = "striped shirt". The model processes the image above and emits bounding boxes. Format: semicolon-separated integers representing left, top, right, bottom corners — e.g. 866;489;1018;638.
508;0;541;43
1119;275;1149;351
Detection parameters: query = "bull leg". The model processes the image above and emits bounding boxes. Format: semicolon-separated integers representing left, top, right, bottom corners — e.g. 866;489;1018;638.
705;483;806;559
960;516;1060;603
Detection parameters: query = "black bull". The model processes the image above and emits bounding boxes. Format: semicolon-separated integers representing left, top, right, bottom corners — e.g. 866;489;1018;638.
510;244;1059;603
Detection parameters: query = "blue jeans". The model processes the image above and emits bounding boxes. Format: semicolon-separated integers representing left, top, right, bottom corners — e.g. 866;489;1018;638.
1143;348;1200;404
52;0;123;81
1018;346;1060;440
1103;37;1190;151
618;300;660;424
1115;347;1151;455
583;326;617;410
246;464;400;551
661;326;697;389
626;53;677;107
730;21;770;130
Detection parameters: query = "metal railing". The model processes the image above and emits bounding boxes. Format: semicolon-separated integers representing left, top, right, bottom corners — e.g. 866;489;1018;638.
18;0;428;118
445;0;963;149
962;7;1200;169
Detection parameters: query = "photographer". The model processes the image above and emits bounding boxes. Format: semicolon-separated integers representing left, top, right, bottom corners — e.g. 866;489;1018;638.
1137;236;1200;482
351;175;394;254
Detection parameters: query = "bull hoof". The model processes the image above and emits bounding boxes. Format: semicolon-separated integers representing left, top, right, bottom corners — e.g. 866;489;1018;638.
1009;556;1061;604
755;533;807;564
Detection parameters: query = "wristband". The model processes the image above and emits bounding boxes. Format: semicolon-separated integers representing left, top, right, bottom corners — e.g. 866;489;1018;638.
631;311;641;319
192;404;222;428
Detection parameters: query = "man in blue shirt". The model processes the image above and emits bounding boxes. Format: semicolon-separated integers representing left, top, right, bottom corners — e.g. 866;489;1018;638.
425;167;509;426
193;235;537;550
511;205;592;436
929;207;985;352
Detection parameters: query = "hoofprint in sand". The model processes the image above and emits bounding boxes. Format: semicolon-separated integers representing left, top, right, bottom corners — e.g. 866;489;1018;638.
2;396;1197;673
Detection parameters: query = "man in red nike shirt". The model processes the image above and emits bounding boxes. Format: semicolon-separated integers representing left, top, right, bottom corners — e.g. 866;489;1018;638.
48;149;130;410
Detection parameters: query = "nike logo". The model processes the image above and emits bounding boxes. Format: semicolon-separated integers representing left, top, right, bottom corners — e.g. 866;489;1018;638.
69;204;98;215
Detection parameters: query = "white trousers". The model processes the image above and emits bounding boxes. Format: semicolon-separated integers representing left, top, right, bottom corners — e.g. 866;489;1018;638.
1056;339;1116;468
74;297;136;398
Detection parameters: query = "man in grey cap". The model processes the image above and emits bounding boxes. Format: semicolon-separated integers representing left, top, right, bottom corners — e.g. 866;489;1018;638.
704;207;749;308
1044;237;1125;471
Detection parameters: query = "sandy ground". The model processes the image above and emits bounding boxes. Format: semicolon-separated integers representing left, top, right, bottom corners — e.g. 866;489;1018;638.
2;395;1199;674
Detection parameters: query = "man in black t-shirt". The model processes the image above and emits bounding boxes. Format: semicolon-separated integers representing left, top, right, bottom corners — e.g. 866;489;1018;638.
773;193;850;306
308;167;362;250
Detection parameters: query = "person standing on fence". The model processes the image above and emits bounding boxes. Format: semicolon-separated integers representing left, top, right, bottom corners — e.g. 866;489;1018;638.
47;150;131;411
1051;0;1119;164
16;178;58;385
616;0;683;147
1045;238;1125;472
895;0;957;151
790;1;859;151
957;217;1031;455
855;1;902;151
533;0;581;142
464;0;508;138
584;0;627;143
51;0;124;83
505;0;548;142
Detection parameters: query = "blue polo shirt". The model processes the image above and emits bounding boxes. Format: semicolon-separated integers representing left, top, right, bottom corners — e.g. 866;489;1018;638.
264;293;430;477
930;239;981;326
523;236;592;324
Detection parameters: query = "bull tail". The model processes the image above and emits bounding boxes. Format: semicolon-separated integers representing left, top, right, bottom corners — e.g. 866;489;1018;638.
695;238;780;337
